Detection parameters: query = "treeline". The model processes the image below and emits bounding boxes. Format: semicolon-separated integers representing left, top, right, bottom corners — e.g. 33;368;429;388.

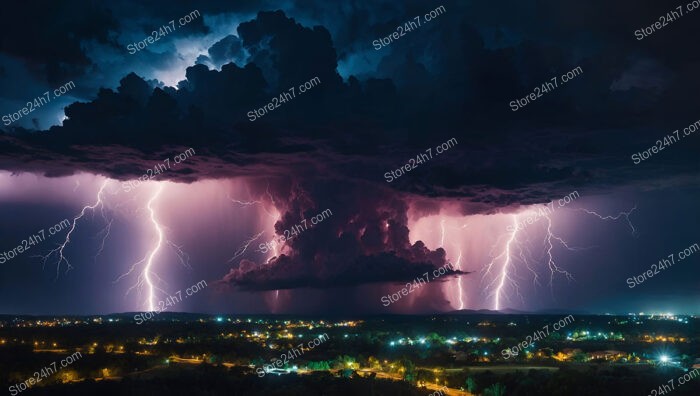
14;366;428;396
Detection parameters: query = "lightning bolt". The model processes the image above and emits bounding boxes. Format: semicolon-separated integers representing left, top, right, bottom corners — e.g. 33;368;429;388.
484;215;521;311
39;180;110;278
228;181;282;307
228;181;281;261
166;240;191;270
265;182;275;205
483;211;578;310
483;203;636;310
228;194;263;207
440;218;446;247
228;191;278;253
229;230;265;263
439;218;466;310
142;185;164;311
453;249;465;310
578;206;637;234
93;219;113;262
113;183;190;311
542;214;575;287
262;182;282;220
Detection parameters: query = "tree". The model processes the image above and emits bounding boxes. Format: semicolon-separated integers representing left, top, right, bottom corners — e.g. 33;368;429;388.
572;350;588;362
357;354;367;368
466;377;477;393
426;332;444;344
333;355;357;370
400;358;416;383
308;361;331;371
367;356;381;370
484;383;506;396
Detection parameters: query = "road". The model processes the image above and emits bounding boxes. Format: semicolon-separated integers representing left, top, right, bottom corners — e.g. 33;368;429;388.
168;357;472;395
359;369;472;396
169;356;203;365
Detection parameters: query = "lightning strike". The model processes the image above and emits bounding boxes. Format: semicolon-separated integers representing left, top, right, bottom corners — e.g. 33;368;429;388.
437;218;466;310
228;193;263;207
40;179;110;278
485;215;521;311
113;183;191;311
228;181;282;307
439;218;446;247
453;249;465;310
229;230;265;263
482;203;636;311
166;240;192;270
542;214;575;287
93;219;114;262
142;185;165;311
578;206;638;234
483;211;575;310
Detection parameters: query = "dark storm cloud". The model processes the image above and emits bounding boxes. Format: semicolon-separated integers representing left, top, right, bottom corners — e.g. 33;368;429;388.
223;179;467;290
196;35;247;68
0;1;697;201
0;1;118;84
1;1;699;292
224;254;466;291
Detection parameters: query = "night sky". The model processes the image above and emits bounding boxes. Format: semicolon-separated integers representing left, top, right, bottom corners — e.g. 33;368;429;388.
0;0;698;315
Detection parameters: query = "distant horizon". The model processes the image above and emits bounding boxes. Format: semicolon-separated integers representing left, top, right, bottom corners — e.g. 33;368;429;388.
2;309;697;317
